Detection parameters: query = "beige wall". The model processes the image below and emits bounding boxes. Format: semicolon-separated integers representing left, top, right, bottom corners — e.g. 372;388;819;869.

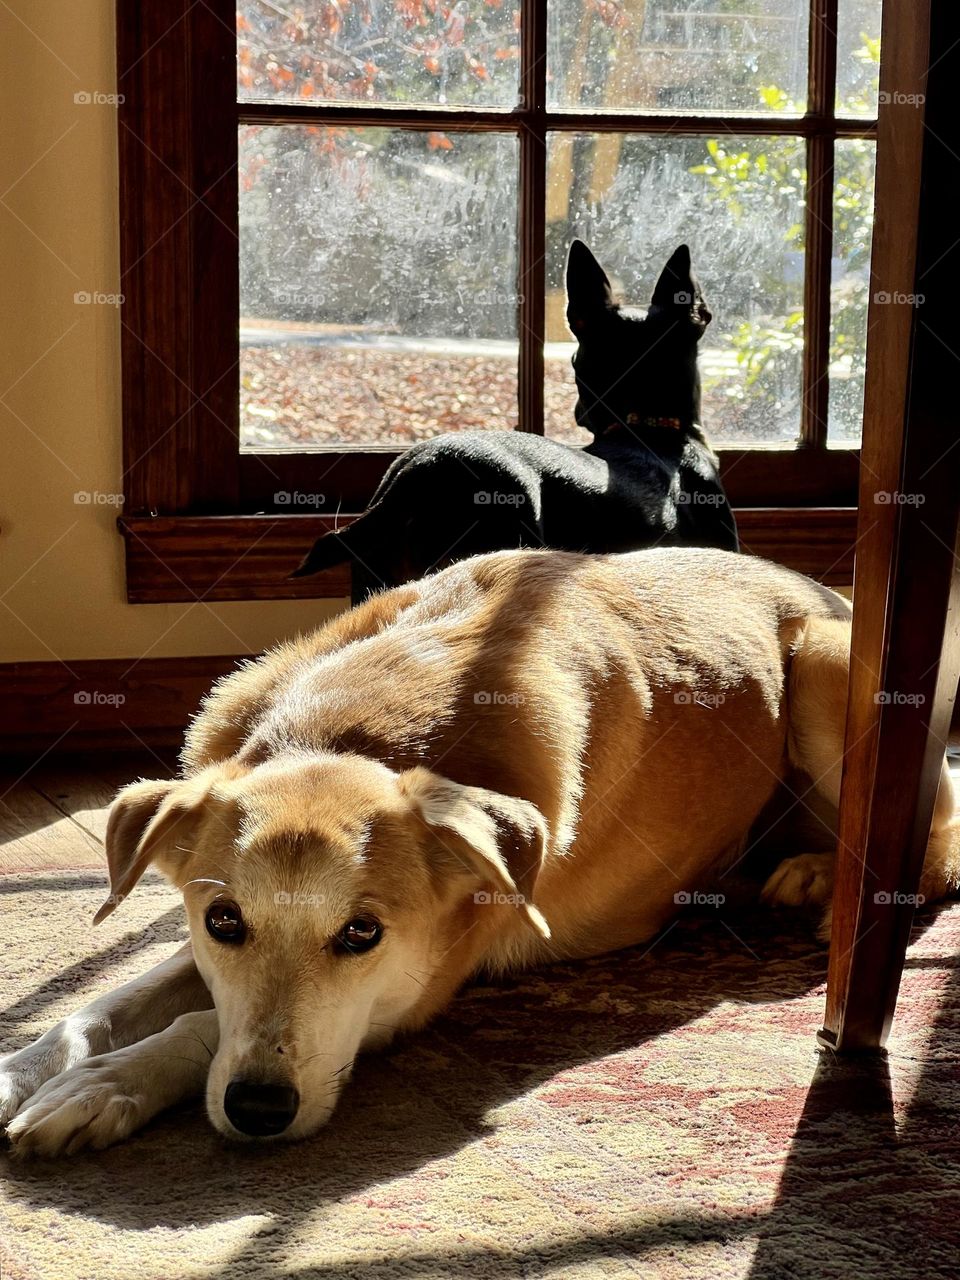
0;1;345;663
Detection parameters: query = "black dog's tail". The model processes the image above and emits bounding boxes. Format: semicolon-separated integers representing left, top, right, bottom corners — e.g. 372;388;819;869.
289;505;390;579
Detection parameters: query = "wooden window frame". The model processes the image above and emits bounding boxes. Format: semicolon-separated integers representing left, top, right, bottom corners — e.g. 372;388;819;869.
117;0;871;602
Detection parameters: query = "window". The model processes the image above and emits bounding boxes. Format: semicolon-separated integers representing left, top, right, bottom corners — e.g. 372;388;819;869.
118;1;880;601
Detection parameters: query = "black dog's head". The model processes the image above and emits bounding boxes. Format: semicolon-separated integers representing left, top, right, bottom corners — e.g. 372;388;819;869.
565;240;712;437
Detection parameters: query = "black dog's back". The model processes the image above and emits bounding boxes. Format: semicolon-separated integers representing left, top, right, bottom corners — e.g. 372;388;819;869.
295;427;737;600
294;242;738;603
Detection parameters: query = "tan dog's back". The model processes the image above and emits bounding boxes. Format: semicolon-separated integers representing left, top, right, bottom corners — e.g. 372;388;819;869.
187;548;850;960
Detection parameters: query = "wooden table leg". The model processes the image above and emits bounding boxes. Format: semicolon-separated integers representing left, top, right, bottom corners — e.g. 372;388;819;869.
819;0;960;1052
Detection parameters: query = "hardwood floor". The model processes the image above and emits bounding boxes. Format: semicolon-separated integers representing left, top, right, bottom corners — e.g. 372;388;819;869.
0;752;178;873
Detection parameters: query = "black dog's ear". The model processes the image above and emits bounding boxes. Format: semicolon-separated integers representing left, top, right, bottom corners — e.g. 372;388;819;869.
649;244;712;331
566;240;616;336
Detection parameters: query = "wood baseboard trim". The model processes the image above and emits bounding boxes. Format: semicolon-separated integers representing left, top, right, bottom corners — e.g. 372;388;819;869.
0;655;244;758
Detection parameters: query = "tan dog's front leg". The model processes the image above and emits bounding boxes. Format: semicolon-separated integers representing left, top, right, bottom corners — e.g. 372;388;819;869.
0;943;210;1130
6;1010;219;1157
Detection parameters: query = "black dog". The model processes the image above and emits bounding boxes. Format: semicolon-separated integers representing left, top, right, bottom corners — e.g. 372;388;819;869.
294;241;738;603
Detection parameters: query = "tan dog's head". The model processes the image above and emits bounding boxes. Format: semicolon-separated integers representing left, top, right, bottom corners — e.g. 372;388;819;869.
97;754;549;1141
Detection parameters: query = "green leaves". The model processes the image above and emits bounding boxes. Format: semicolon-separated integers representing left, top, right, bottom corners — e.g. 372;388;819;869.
690;46;877;425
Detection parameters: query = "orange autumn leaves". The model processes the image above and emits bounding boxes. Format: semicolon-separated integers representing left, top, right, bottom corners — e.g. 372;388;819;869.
236;1;518;101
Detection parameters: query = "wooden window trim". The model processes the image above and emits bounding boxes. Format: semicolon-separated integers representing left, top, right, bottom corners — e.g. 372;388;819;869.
116;506;859;602
117;0;874;602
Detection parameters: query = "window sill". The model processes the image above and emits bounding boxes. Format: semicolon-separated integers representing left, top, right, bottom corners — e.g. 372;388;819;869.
119;508;857;603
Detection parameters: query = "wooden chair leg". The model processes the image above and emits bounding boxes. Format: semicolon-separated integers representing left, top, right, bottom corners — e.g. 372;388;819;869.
821;537;960;1051
819;0;960;1051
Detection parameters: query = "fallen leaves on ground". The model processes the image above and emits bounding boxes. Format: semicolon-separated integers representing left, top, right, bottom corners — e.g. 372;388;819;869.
239;345;785;450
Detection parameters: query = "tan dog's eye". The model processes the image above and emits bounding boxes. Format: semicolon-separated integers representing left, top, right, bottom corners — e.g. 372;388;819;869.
205;899;246;945
334;917;383;956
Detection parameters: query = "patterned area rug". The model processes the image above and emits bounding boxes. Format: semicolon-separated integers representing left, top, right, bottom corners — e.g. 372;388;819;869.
2;870;959;1279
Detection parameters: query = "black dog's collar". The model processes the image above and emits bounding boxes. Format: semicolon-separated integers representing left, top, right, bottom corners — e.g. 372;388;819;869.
602;415;685;436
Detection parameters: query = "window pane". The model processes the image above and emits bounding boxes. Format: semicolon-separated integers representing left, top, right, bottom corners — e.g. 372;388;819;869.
829;139;876;444
545;133;806;445
547;0;808;113
237;1;520;108
239;127;518;451
837;0;882;118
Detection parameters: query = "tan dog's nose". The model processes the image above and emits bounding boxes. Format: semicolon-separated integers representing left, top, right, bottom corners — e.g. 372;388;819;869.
223;1080;299;1136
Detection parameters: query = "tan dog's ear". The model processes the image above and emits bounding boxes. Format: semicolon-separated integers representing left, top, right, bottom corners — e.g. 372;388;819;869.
399;767;550;939
94;776;209;924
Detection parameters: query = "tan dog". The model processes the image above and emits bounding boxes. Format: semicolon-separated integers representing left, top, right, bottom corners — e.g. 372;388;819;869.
3;547;958;1156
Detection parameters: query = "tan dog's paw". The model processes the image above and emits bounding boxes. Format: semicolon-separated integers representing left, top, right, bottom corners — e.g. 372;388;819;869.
1;1013;116;1131
1;1038;79;1130
918;825;960;906
762;853;834;908
0;1053;50;1131
6;1058;148;1158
